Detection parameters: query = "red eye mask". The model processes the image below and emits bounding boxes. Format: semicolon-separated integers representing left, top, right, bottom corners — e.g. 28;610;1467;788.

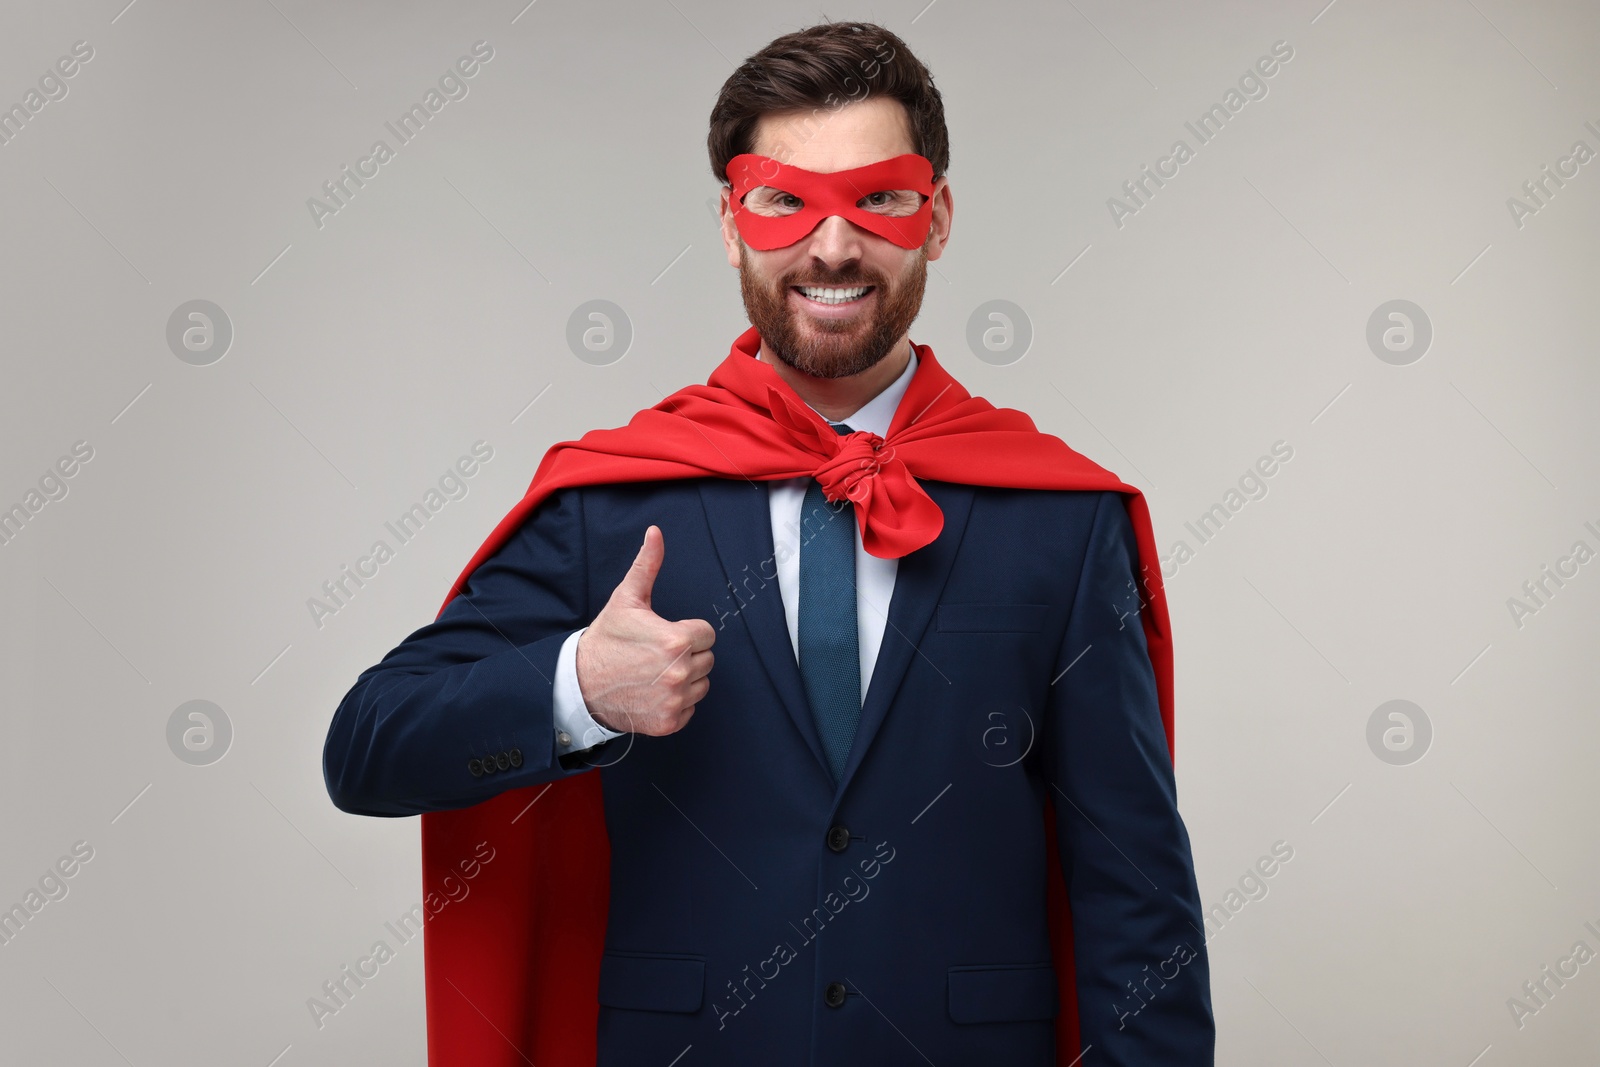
724;153;935;251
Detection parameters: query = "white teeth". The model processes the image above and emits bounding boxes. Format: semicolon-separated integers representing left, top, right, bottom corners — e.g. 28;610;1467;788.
797;286;869;304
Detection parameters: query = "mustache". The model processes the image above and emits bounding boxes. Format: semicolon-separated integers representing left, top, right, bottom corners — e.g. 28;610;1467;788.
787;278;877;288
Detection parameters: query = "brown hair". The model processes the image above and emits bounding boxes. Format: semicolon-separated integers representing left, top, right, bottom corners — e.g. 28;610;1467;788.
707;21;950;185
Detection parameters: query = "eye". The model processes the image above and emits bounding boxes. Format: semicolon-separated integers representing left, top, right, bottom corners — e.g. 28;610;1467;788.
858;190;924;216
742;187;803;217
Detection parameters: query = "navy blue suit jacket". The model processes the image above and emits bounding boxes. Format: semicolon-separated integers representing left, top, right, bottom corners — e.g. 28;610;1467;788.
323;477;1214;1065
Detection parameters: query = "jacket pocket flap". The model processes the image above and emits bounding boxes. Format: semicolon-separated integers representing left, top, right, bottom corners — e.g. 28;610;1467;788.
598;951;705;1013
947;962;1059;1024
936;603;1050;633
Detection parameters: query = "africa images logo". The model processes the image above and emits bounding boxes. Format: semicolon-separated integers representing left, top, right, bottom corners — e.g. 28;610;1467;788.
1106;40;1295;229
306;41;495;230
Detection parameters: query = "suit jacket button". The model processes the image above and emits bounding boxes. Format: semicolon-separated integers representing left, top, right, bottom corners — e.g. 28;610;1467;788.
495;751;511;771
509;748;523;768
824;981;847;1008
467;758;484;777
827;825;850;852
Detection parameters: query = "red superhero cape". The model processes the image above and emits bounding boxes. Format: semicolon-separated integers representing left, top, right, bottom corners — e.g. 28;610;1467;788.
421;326;1176;1065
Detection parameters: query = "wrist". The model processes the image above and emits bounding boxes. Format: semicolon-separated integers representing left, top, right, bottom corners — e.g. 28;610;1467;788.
574;628;610;730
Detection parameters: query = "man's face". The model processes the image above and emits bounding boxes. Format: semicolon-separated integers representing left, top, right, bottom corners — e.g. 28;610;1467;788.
719;96;951;380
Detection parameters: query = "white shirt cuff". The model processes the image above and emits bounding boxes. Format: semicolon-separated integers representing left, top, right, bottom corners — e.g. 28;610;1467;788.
553;626;627;751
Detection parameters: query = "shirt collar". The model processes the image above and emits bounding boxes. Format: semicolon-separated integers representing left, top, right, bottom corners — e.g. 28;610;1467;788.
814;344;919;438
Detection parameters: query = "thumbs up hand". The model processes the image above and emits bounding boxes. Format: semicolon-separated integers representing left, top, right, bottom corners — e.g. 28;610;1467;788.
575;525;716;736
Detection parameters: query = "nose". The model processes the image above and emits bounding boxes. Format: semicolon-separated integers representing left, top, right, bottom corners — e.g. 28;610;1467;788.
798;213;871;267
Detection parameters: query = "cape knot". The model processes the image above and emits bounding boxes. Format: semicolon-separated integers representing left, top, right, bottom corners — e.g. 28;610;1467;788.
815;430;893;504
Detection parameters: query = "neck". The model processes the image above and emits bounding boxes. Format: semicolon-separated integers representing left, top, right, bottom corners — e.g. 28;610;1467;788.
756;337;912;422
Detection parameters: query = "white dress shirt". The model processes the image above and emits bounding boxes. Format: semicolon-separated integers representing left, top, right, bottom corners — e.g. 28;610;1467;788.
550;346;920;753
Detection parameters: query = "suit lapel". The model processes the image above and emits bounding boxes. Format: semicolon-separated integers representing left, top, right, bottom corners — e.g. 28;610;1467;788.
836;480;974;792
697;478;832;777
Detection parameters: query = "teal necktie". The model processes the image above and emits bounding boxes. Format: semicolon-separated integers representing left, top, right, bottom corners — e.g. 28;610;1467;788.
799;422;860;782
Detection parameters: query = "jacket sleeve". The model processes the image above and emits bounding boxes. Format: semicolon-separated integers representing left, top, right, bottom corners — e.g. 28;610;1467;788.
322;486;613;816
1045;491;1215;1065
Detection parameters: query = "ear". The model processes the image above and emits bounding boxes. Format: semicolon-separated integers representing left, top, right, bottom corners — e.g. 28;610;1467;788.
923;175;953;262
718;186;743;269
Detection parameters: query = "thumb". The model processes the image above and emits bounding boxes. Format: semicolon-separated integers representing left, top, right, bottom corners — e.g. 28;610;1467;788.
615;525;664;608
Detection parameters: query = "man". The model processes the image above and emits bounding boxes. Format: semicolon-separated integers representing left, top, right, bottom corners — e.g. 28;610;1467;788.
324;20;1213;1067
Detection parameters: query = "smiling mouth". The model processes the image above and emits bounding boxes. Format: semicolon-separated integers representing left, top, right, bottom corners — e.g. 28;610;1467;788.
793;285;874;306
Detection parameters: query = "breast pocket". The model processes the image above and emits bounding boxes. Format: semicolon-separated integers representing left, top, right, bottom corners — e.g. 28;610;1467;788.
597;950;705;1013
936;603;1050;633
947;961;1059;1024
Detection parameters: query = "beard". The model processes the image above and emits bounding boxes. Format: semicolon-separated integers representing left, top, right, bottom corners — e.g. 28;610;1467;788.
737;237;929;380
